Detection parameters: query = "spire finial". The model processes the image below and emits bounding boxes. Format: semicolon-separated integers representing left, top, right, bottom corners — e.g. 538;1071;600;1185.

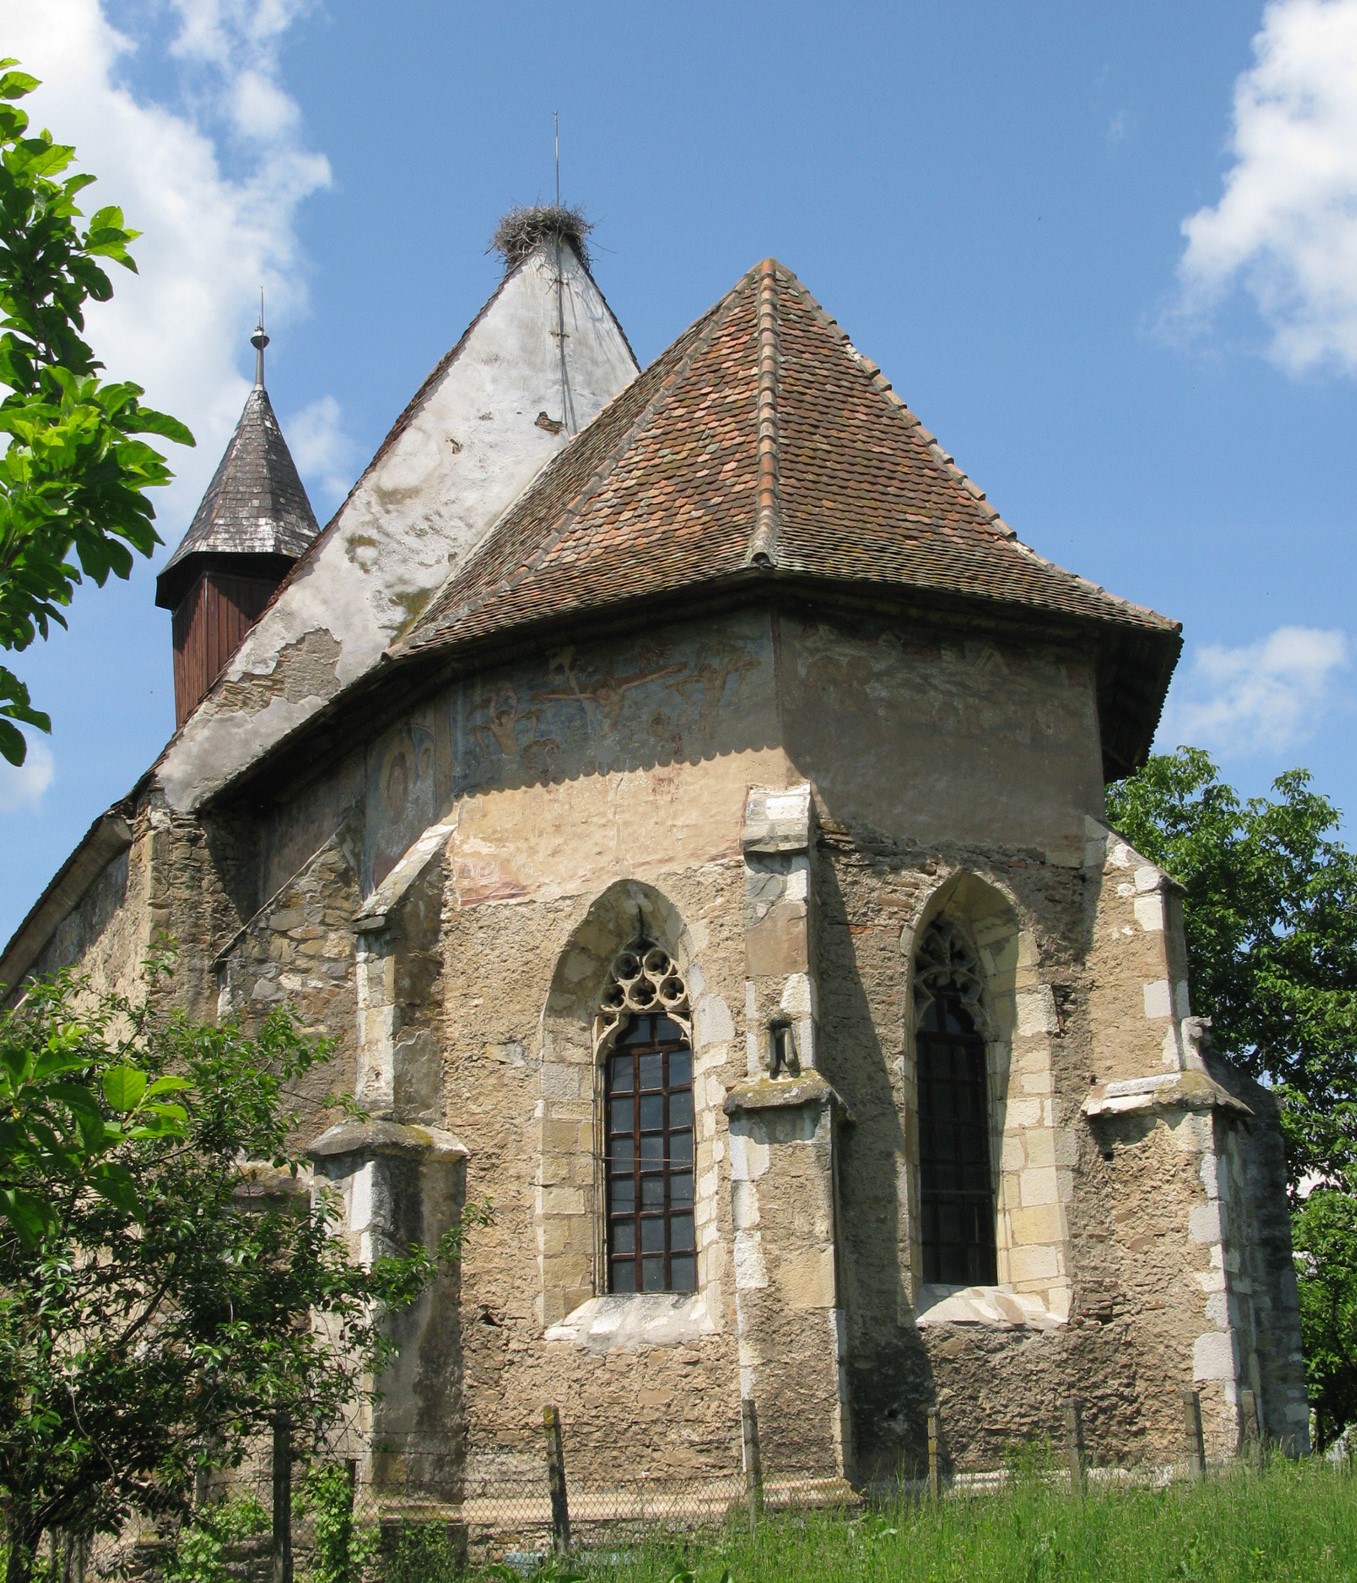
250;290;269;388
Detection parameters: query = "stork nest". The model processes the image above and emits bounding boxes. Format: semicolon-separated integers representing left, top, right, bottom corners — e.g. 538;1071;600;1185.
490;204;593;269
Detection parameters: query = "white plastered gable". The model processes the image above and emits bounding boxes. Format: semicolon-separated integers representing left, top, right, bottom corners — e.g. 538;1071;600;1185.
158;244;639;811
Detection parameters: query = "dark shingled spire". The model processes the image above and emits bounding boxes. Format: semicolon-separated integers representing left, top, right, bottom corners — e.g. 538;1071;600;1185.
157;321;322;727
154;378;319;612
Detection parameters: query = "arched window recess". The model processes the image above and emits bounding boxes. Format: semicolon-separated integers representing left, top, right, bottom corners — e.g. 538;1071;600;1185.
594;936;696;1296
914;921;998;1287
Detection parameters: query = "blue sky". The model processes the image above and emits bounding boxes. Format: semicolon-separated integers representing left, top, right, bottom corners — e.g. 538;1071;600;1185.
2;0;1355;945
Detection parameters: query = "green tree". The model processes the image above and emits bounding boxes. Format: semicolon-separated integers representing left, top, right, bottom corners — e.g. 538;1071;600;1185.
1106;746;1357;1193
1292;1189;1357;1451
1108;747;1357;1445
0;961;189;1245
0;61;192;766
0;965;485;1583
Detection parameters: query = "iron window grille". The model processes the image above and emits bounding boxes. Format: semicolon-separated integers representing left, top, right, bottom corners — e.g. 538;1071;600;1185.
915;923;997;1286
596;939;696;1295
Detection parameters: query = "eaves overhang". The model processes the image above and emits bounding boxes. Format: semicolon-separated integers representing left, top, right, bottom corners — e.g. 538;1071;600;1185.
201;564;1180;816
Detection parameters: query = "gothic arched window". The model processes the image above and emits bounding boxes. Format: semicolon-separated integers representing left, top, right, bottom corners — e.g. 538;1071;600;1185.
597;940;696;1295
915;923;997;1286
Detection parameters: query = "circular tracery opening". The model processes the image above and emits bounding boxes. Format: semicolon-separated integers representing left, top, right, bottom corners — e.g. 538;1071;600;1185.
596;936;690;1047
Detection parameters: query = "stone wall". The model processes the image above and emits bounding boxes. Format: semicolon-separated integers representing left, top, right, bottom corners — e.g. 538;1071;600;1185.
5;597;1308;1495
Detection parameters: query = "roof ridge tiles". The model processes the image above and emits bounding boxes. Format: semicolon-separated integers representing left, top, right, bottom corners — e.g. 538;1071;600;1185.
743;258;782;568
764;261;1023;542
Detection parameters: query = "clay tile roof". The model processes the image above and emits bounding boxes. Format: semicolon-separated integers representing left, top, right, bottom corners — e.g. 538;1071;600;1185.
401;260;1179;665
155;384;319;610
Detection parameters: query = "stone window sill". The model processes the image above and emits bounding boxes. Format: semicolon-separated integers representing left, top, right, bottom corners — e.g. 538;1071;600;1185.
545;1292;718;1353
915;1283;1065;1331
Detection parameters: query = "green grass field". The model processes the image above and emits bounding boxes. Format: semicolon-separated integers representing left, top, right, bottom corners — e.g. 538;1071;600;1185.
505;1458;1357;1583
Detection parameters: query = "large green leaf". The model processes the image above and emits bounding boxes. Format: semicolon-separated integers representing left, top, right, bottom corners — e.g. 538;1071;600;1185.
101;1065;148;1112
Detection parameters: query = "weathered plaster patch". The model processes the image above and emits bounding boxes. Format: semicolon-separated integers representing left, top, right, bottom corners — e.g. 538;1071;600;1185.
544;1292;717;1351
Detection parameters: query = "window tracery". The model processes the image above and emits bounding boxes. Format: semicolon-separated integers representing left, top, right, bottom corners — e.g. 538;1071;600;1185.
595;938;691;1047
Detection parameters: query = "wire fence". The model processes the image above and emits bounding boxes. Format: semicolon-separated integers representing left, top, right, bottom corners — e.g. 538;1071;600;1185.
57;1384;1284;1581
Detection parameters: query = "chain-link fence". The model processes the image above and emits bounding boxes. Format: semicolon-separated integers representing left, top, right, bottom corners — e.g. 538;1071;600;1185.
44;1384;1279;1581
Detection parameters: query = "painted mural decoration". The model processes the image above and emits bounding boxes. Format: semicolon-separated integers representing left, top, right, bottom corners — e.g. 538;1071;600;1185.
449;625;767;801
364;714;436;890
793;620;1081;749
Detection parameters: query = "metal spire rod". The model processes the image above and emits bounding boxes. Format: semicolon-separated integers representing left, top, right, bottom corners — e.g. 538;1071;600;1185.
554;110;560;208
251;289;269;389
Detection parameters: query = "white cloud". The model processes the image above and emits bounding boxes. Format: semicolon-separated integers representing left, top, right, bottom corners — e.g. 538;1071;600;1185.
0;740;55;814
1106;110;1133;146
0;0;340;521
1163;625;1351;754
1174;0;1357;375
285;394;359;512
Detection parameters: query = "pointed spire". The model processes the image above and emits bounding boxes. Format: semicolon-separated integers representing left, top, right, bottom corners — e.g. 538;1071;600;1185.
156;318;322;724
157;318;318;610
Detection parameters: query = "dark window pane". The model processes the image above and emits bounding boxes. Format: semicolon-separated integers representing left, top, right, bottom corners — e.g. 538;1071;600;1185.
669;1090;693;1128
671;1255;697;1292
670;1171;693;1206
658;1017;686;1043
611;1219;635;1256
918;981;995;1288
610;1259;637;1293
609;1176;635;1212
671;1213;694;1252
609;1097;633;1135
610;1138;634;1169
669;1129;693;1166
641;1173;665;1209
641;1257;666;1292
639;1053;663;1090
609;1055;634;1092
669;1050;692;1087
640;1133;664;1164
641;1217;665;1253
639;1094;664;1130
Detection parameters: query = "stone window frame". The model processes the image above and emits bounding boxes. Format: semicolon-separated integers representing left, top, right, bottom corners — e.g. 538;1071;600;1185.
537;881;726;1334
905;872;1072;1322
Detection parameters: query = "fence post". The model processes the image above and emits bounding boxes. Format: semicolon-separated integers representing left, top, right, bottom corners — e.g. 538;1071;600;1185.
926;1408;941;1499
271;1416;293;1583
740;1398;764;1521
543;1405;571;1552
1063;1398;1086;1495
338;1460;357;1583
1180;1388;1205;1482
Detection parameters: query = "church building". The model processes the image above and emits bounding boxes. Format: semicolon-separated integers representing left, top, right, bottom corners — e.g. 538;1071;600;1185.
1;212;1308;1492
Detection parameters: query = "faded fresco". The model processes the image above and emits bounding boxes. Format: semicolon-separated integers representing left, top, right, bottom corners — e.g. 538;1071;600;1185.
447;617;773;801
364;712;437;890
782;615;1102;847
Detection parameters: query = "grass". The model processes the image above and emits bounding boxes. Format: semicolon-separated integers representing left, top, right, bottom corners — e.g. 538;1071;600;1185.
483;1457;1357;1583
